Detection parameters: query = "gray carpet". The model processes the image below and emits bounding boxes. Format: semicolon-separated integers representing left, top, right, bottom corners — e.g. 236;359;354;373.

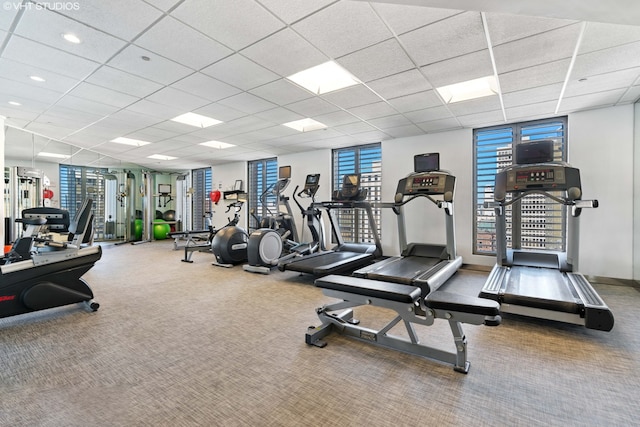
1;241;638;426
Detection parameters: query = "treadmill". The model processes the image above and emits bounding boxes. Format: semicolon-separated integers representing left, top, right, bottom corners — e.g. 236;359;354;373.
353;153;462;298
278;174;382;276
479;140;614;331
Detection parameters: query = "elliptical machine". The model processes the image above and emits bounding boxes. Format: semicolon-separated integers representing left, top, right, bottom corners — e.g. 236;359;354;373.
244;173;324;274
211;196;249;267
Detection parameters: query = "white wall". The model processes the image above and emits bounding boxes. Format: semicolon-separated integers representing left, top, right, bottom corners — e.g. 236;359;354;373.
569;105;635;279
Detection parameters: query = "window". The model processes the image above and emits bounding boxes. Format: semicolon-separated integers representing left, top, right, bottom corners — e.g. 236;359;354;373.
59;164;108;240
332;143;382;243
474;117;568;255
192;167;212;230
248;158;277;230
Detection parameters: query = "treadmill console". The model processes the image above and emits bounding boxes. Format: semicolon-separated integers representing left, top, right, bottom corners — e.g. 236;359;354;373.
396;171;455;202
495;164;582;201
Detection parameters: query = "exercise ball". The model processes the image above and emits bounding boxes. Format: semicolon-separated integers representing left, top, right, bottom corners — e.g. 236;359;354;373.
156;210;164;220
153;219;171;240
134;219;143;240
163;209;176;221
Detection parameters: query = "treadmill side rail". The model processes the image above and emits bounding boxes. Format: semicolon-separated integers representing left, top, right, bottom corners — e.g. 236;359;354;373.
566;273;614;331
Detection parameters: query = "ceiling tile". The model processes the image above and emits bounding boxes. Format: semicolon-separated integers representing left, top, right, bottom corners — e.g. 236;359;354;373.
505;101;557;121
572;42;640;79
499;59;570;93
456;110;505;127
404;105;454;123
254;107;305;125
258;0;336;24
485;13;576;46
313;110;361;127
107;45;194;85
371;3;461;36
399;12;486;66
134;17;233;70
388;90;443;113
3;36;100;80
13;8;127;63
85;66;164;98
55;95;121;117
285;97;340;117
493;24;582;74
382;124;424;138
336;39;415;83
565;67;640;98
217;92;277;115
368;114;412;129
192;103;247;123
145;86;210;111
59;0;163;40
292;1;392;58
421;50;493;88
352;129;390;143
580;22;640;54
126;99;185;120
502;83;562;108
241;28;328;77
248;79;312;105
447;96;502;116
0;79;65;104
367;69;432;100
334;121;378;135
619;85;640;103
321;85;382;109
348;101;397;120
172;0;284;50
558;89;627;112
67;82;139;108
171;72;242;102
201;54;279;91
0;7;18;31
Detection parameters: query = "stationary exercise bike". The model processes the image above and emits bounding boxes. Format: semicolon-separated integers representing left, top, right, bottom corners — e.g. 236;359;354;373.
243;170;322;274
0;198;102;319
211;198;249;267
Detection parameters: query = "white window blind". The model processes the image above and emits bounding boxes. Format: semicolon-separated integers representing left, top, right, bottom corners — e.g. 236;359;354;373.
192;167;212;230
332;143;382;243
474;117;568;255
248;158;277;229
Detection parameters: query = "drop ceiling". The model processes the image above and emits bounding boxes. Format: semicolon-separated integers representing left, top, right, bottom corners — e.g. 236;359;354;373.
1;0;639;171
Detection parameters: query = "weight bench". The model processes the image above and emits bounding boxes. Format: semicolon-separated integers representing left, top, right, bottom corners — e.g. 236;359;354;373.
306;275;501;373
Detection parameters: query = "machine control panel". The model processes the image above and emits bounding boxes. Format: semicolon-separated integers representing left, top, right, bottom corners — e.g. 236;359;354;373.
397;171;455;202
495;163;581;201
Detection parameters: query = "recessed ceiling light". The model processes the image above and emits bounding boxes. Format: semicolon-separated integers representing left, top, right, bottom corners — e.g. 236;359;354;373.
110;137;152;147
200;141;236;149
171;112;223;128
147;154;177;161
287;61;360;95
8;101;21;106
282;118;327;132
62;33;81;44
436;76;498;104
38;152;70;159
30;75;46;82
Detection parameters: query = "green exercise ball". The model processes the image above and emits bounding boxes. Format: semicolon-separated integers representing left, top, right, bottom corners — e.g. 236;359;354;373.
134;219;143;240
153;219;171;240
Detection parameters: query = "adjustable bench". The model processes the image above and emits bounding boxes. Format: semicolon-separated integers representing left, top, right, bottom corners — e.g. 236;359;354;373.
306;275;501;373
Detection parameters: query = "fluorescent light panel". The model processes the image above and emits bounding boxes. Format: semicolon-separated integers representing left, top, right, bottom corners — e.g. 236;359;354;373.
282;118;327;132
171;112;222;128
38;152;70;159
147;154;177;161
200;141;235;149
287;61;359;95
436;76;498;103
110;137;152;147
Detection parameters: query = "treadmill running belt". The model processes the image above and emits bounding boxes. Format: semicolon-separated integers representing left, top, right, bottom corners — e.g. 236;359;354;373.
366;256;441;285
503;266;582;313
281;251;374;276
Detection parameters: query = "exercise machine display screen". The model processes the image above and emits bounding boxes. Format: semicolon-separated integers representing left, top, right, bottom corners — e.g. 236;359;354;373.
412;175;440;187
515;169;555;184
414;153;439;172
279;165;291;179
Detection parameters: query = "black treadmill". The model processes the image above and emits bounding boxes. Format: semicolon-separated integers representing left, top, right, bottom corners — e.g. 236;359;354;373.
479;140;614;331
353;153;462;297
278;174;382;276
